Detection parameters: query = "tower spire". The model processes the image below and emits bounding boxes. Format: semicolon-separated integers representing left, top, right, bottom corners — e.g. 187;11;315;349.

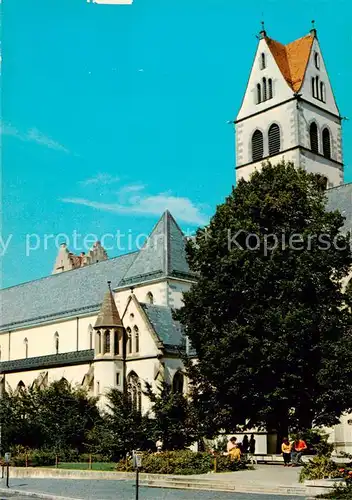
259;20;267;39
310;19;317;37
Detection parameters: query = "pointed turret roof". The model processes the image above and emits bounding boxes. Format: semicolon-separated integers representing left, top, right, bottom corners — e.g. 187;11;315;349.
94;284;123;328
265;33;314;92
119;210;195;287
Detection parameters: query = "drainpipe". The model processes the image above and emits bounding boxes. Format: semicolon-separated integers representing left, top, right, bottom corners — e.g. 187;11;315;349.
76;318;79;351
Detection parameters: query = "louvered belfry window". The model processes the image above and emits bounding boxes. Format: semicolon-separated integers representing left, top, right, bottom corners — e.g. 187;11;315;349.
310;122;319;153
322;128;331;159
252;130;264;162
268;123;280;155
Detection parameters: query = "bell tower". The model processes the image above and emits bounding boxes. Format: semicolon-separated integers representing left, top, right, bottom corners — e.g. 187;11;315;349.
235;25;344;188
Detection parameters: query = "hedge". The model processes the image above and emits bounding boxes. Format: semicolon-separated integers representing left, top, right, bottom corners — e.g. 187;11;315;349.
116;450;248;475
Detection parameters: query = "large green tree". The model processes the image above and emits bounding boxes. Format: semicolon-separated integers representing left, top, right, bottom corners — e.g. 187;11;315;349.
144;381;200;450
176;161;352;438
1;380;100;454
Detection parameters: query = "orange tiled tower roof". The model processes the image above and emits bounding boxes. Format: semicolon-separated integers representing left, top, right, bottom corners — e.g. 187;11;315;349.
265;34;314;92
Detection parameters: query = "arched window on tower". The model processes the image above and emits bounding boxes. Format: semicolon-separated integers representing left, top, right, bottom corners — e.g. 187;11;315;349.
172;371;184;394
128;371;142;413
256;83;261;104
315;76;319;100
310;122;319;154
322;128;331;159
261;52;266;69
251;130;264;162
268;123;281;156
97;330;101;354
103;330;110;354
146;292;154;305
314;52;320;70
311;77;316;98
24;338;28;359
54;332;59;355
320;81;326;102
114;330;119;355
134;326;139;353
268;79;273;99
262;77;267;101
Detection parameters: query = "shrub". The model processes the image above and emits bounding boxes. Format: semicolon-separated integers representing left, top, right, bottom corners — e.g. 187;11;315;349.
116;450;249;475
299;455;341;483
290;429;334;456
10;449;56;467
317;483;352;499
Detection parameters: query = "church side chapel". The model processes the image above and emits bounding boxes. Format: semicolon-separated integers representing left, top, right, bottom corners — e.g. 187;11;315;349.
0;25;351;453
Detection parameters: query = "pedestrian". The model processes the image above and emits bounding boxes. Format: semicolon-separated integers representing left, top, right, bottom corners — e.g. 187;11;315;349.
249;434;256;454
242;434;249;453
226;436;237;454
228;443;241;461
291;436;307;466
281;437;292;466
248;433;257;464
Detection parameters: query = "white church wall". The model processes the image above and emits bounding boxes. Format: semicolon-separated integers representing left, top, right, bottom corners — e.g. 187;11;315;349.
167;279;193;309
115;281;168;313
4;363;91;392
4;314;97;363
236;99;298;179
300;37;339;116
236;37;292;122
0;331;10;362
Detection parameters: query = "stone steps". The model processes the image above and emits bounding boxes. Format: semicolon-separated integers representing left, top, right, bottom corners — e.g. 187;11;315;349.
139;477;308;496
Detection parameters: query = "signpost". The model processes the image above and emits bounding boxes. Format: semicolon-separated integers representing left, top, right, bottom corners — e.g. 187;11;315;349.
132;451;142;500
4;452;10;488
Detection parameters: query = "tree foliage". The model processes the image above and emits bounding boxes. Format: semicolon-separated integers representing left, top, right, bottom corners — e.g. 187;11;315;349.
144;381;200;450
1;380;100;454
176;161;352;435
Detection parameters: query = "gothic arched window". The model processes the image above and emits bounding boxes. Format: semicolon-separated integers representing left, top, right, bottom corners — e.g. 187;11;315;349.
172;371;184;394
134;326;139;353
268;123;280;156
126;327;132;354
251;130;264;162
24;338;28;359
114;330;119;355
311;77;316;98
103;330;110;354
256;83;261;104
320;81;326;102
315;76;319;99
261;52;266;70
268;78;273;99
97;330;101;354
262;77;267;101
88;324;93;350
310;122;319;154
314;52;320;70
54;332;59;354
128;372;142;413
322;128;331;159
17;380;25;392
146;291;154;304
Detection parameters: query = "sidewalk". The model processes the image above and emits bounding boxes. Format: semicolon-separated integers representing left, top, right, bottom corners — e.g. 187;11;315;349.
0;465;333;498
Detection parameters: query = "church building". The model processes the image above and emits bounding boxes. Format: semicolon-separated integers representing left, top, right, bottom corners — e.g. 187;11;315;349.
1;26;351;453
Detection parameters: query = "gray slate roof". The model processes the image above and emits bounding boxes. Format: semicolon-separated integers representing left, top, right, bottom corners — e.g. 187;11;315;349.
326;183;352;234
140;303;185;349
0;349;94;374
120;210;194;286
0;253;136;332
0;211;194;332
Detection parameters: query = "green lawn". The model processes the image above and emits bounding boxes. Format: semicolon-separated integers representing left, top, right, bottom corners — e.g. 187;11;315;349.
45;462;116;471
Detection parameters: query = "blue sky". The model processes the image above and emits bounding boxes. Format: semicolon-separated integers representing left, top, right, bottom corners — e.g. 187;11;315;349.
2;0;351;288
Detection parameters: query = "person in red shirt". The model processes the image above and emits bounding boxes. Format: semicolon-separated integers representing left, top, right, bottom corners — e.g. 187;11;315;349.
291;437;307;466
